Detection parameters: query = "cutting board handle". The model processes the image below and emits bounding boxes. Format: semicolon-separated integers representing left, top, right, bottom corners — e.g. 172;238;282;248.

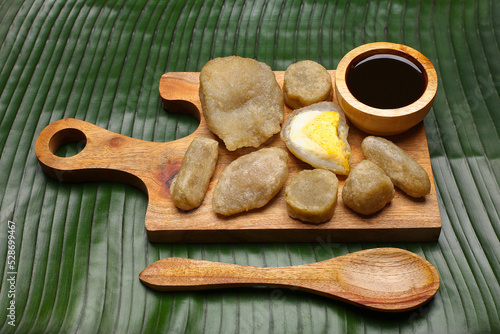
34;118;166;192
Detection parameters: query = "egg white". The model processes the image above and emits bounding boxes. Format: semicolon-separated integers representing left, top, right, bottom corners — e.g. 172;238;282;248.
281;101;352;175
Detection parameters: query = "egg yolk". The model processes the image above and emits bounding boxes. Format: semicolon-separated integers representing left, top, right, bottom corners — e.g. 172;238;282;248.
303;111;350;170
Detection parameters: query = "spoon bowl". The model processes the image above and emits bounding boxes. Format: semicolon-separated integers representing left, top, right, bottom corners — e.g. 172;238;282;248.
139;247;440;312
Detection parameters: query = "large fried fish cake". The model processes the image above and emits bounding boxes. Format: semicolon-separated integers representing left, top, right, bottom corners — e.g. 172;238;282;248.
199;56;284;151
212;148;288;215
282;60;333;109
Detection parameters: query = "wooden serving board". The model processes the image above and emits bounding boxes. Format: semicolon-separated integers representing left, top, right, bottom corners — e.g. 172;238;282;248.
35;71;441;243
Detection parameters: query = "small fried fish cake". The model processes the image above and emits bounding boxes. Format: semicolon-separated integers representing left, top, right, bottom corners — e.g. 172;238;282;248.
283;60;333;109
212;148;288;216
362;136;431;198
342;160;395;215
285;169;339;224
170;137;219;210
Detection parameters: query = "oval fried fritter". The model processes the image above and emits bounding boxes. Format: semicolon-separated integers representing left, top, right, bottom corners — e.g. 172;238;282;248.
283;60;333;109
212;148;289;215
199;56;284;151
170;137;219;210
285;169;339;224
342;160;395;215
280;102;352;175
361;136;431;197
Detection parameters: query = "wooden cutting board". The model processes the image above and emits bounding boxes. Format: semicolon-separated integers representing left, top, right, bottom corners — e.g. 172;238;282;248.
35;70;441;243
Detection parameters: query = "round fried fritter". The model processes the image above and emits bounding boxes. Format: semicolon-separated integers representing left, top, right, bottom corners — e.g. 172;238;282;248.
282;60;333;109
212;148;288;215
285;169;339;224
342;160;395;215
199;56;284;151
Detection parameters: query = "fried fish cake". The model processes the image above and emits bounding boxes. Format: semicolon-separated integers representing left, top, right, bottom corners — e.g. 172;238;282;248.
280;102;352;175
342;160;395;215
283;60;333;109
199;56;284;151
361;136;431;198
170;137;219;210
285;169;338;224
212;148;288;215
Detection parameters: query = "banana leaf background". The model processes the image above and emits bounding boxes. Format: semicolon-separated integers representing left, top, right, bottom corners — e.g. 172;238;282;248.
1;0;499;333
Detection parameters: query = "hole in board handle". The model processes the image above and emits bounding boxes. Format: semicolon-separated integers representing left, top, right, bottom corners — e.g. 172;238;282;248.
49;128;87;158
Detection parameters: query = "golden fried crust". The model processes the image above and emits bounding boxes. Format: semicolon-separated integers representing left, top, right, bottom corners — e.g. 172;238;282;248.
212;148;288;215
285;169;339;224
362;136;431;197
199;56;284;151
342;160;395;215
170;137;219;210
280;102;352;175
283;60;333;109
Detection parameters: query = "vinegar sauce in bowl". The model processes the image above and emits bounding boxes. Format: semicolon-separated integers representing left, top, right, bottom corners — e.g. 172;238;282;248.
346;54;427;109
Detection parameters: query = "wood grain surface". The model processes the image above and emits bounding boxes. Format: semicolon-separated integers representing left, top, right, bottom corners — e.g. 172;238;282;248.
35;70;441;243
335;42;438;136
139;247;440;312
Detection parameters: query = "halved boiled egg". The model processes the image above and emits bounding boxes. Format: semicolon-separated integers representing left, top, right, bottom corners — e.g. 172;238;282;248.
281;101;352;175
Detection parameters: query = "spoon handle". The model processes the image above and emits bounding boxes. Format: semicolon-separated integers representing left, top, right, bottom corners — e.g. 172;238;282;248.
139;257;330;292
139;248;440;313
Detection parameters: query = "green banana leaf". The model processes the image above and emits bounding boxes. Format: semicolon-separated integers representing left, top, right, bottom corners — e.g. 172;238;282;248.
1;0;499;333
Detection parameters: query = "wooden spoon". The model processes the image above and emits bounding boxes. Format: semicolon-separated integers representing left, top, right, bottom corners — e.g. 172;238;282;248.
139;247;439;312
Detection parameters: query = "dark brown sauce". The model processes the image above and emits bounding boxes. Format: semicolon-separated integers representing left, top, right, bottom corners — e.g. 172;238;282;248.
346;54;426;109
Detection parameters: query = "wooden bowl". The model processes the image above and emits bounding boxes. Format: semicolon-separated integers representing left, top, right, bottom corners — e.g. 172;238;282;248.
335;42;438;136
